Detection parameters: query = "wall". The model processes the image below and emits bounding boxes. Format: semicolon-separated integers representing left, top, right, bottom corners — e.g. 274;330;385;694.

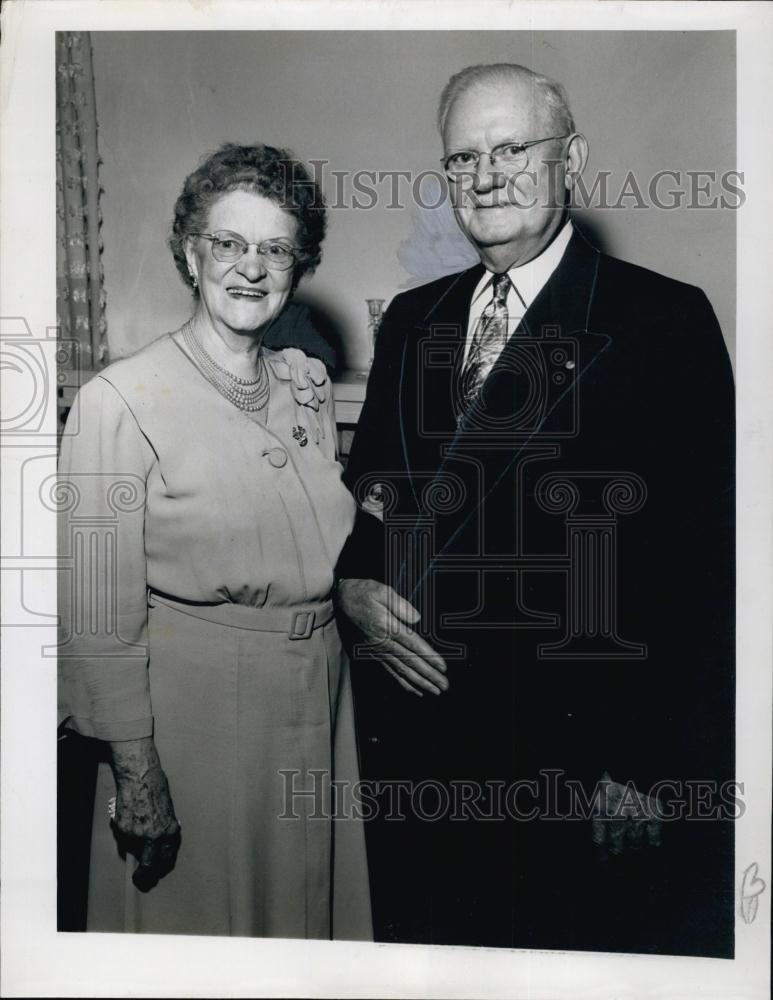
91;31;736;368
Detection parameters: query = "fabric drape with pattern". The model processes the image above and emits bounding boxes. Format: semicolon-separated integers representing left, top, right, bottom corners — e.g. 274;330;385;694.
56;32;108;369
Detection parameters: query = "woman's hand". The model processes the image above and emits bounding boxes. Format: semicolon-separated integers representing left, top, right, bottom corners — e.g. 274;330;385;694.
109;737;181;890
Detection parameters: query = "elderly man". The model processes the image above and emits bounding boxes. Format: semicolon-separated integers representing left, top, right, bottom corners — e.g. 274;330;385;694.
336;63;734;954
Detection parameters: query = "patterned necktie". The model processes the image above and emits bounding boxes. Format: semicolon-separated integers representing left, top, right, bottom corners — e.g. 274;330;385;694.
460;272;511;413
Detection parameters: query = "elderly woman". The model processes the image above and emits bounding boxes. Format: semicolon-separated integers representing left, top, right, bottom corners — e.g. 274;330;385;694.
58;143;372;939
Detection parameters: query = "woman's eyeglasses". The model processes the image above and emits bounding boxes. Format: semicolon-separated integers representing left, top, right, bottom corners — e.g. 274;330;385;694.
190;231;300;271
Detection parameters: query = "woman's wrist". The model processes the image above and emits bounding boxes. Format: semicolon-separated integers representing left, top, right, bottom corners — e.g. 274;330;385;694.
109;736;162;781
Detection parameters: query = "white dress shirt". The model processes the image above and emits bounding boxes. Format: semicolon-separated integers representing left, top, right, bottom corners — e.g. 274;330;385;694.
463;220;573;366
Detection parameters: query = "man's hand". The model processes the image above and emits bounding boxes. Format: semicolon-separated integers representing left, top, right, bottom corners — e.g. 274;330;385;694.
336;578;449;696
591;771;663;860
109;737;181;890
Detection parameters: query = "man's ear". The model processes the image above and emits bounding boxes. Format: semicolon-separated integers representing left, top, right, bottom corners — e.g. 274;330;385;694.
564;133;589;191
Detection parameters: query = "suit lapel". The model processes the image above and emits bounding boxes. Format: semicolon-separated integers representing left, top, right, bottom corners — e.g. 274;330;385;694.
398;263;485;510
461;227;604;435
405;229;612;594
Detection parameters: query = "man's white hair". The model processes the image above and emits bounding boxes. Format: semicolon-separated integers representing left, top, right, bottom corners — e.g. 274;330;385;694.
437;63;576;137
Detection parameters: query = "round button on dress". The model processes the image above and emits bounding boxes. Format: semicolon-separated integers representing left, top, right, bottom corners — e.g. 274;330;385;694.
266;447;288;468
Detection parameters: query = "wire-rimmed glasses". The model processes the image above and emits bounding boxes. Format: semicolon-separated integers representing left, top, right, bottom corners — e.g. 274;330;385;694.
441;135;569;179
190;231;301;271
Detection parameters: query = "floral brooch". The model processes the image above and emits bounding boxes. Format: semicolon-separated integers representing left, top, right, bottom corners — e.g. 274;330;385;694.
268;348;329;444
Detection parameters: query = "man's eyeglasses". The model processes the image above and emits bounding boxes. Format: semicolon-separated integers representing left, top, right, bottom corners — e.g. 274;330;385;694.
441;135;569;179
190;231;301;270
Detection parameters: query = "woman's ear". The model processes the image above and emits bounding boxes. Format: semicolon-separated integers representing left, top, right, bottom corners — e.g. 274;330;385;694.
183;236;199;286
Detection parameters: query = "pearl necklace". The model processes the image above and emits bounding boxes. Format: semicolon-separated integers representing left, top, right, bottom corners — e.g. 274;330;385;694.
182;321;270;412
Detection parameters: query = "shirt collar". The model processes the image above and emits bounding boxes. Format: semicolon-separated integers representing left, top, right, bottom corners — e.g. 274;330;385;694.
470;219;574;311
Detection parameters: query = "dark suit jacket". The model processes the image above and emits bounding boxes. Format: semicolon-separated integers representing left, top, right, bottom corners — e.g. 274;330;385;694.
338;227;734;953
340;225;734;797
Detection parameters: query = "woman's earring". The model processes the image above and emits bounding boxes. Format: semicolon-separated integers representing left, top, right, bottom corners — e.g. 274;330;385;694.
188;268;198;290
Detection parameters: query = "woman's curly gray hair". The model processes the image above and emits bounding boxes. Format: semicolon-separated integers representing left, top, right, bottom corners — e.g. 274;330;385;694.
169;142;326;294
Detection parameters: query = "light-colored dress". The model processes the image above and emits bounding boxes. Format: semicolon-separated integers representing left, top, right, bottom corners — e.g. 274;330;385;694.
57;330;372;939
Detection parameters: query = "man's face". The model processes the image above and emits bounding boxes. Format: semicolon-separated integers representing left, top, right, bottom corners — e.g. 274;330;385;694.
442;79;569;269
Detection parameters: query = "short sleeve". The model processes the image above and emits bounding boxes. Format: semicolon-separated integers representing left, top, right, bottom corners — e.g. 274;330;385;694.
58;375;155;741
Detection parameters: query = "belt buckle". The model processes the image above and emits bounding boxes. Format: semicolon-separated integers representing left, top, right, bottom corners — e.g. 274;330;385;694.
289;610;315;640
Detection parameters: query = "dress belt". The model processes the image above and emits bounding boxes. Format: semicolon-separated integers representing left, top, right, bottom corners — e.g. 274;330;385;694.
147;591;334;640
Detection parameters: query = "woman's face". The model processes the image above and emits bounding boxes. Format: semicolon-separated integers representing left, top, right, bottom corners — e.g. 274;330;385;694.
184;189;298;339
